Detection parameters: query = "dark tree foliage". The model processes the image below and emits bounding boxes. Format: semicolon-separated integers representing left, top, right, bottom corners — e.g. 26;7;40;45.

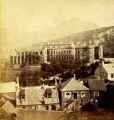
90;62;99;74
41;62;64;77
98;83;114;109
19;62;65;86
19;70;42;86
60;71;73;81
71;61;93;79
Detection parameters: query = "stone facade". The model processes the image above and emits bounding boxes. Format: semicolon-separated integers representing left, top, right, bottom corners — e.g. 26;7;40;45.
10;50;42;65
10;42;103;66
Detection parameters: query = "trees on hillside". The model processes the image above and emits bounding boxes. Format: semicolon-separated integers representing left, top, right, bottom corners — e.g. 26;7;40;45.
19;69;42;86
41;62;64;77
98;84;114;109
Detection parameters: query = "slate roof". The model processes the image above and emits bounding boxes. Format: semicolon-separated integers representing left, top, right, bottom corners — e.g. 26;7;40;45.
61;78;89;91
88;79;106;91
81;75;98;81
81;75;106;91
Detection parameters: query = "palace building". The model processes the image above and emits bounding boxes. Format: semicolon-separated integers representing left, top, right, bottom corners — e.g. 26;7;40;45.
9;42;103;66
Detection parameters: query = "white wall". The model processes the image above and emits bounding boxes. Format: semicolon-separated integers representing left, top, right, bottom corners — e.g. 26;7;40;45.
0;82;16;93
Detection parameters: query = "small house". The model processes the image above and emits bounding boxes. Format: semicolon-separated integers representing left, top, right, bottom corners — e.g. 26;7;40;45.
16;84;60;111
82;76;106;102
95;62;114;81
87;79;106;101
60;77;90;110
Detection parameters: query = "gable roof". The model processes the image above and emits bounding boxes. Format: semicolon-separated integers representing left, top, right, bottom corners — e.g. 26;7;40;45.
103;63;114;73
61;78;89;91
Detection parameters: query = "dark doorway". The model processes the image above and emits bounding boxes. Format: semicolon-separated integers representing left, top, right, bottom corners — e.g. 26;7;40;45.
51;105;56;110
46;106;49;110
74;93;77;99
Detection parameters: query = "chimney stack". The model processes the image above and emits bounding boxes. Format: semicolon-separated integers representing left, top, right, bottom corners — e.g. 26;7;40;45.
100;59;104;66
74;74;76;80
16;76;19;88
55;79;58;86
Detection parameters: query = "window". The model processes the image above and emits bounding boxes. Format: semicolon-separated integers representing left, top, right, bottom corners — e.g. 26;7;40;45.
19;89;25;103
66;92;70;95
51;105;56;110
65;92;71;98
81;92;85;98
44;88;52;98
74;93;77;99
20;89;25;99
46;106;49;110
100;72;105;78
111;73;114;78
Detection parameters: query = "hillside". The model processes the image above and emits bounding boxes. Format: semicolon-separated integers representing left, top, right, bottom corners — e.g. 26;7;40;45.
30;26;114;57
48;26;114;57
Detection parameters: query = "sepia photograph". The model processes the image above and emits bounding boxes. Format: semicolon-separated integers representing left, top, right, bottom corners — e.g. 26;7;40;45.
0;0;114;120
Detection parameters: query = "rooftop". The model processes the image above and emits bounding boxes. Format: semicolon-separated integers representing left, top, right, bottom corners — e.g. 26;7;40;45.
61;78;89;91
18;85;59;105
103;63;114;73
88;79;106;91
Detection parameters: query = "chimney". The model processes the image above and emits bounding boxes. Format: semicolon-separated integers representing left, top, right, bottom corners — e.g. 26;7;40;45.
100;59;104;66
16;76;19;88
55;79;58;86
80;81;84;85
74;74;76;80
59;79;62;84
102;60;104;66
42;82;45;87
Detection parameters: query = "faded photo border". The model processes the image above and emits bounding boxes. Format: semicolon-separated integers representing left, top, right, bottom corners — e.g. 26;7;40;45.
0;0;2;56
0;1;114;120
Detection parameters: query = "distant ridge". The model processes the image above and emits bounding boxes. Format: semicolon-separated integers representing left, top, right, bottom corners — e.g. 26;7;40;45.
30;26;114;57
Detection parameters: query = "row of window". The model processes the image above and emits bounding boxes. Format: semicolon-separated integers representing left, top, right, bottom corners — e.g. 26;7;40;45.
64;91;87;99
19;88;53;103
18;51;42;56
47;49;93;56
47;50;73;55
10;55;40;64
47;55;74;61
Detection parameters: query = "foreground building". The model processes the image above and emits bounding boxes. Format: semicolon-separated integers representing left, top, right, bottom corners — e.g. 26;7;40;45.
60;77;90;111
16;84;60;111
16;76;60;111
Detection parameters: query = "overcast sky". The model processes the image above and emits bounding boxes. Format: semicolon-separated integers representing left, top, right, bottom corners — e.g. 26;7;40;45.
1;0;114;56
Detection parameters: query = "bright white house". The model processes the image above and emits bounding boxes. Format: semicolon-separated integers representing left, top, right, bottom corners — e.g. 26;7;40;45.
95;62;114;81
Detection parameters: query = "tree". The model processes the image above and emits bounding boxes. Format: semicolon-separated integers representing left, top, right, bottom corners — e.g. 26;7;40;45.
19;68;42;86
52;62;64;74
41;62;64;76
